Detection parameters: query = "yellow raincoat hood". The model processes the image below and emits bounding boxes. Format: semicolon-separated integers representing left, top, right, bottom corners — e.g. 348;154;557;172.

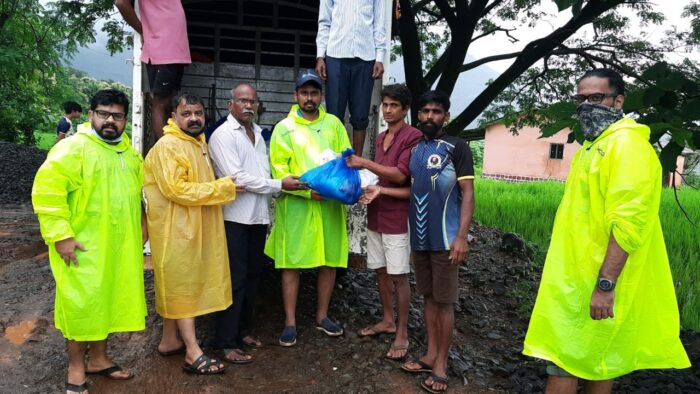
523;118;690;379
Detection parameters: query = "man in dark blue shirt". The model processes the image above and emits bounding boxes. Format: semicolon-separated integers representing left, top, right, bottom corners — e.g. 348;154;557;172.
56;101;83;143
402;91;475;393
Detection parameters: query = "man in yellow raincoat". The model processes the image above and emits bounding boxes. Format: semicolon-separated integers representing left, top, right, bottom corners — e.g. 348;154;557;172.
523;69;690;393
265;70;351;346
32;89;146;394
144;93;243;375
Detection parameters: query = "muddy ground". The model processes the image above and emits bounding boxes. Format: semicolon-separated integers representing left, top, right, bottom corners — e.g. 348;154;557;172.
0;142;698;393
1;203;698;394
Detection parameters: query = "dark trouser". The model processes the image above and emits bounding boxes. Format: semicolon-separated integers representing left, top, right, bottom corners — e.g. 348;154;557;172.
324;56;374;130
213;221;268;349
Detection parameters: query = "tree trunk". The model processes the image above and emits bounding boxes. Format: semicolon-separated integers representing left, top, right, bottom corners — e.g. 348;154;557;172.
398;0;428;125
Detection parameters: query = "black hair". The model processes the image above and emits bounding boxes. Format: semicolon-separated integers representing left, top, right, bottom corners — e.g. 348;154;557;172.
90;89;130;116
418;90;450;112
381;84;412;108
172;92;205;110
578;68;625;95
63;101;82;114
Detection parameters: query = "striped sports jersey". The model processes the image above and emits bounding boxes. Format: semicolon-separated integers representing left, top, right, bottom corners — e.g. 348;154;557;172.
409;135;474;251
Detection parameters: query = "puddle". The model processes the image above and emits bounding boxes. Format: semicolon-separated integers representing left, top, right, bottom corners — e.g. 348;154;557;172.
5;320;37;345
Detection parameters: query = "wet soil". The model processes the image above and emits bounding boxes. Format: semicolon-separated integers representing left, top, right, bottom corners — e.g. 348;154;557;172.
1;204;698;393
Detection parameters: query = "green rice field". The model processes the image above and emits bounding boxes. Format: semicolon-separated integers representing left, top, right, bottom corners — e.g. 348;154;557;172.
474;178;700;331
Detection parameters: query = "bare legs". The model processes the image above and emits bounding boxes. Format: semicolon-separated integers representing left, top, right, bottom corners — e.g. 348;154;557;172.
281;267;337;327
546;377;613;394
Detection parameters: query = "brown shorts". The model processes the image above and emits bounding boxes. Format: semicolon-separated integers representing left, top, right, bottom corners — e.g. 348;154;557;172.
412;251;459;304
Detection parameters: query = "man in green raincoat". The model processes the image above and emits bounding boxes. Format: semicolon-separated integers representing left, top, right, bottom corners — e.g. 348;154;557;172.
265;69;351;346
32;90;146;394
523;69;690;393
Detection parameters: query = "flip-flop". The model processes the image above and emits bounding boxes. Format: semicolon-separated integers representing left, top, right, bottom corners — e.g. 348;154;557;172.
242;336;264;348
66;381;88;394
358;325;397;337
401;358;433;373
182;353;226;375
385;341;410;360
420;373;448;393
158;344;186;357
86;364;134;380
222;348;253;364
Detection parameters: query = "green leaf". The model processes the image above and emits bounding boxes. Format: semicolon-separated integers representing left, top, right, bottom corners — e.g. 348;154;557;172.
641;62;670;82
567;130;576;144
544;101;577;118
623;90;645;112
692;131;700;150
643;87;665;106
658;141;684;172
671;129;693;147
657;71;687;91
553;0;575;12
540;119;573;138
681;98;700;121
658;91;679;110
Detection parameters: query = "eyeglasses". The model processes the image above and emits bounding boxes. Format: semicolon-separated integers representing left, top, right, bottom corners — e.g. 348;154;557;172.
94;110;127;121
570;93;618;105
232;98;260;106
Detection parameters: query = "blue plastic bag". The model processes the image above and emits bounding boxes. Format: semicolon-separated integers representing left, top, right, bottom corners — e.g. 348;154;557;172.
300;148;362;204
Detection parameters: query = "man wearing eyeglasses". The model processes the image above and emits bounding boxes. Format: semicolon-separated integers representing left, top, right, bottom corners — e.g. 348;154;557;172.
33;89;146;393
208;83;307;362
523;69;690;393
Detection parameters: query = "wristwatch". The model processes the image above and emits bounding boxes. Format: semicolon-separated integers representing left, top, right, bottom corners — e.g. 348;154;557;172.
597;277;616;292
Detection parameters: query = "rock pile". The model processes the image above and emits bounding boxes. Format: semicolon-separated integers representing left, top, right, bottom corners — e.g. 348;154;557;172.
0;142;47;204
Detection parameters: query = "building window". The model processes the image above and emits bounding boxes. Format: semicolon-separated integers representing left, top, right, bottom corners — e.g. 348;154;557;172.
549;143;564;160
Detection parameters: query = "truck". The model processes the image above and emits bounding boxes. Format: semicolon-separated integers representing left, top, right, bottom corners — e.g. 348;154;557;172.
130;0;394;263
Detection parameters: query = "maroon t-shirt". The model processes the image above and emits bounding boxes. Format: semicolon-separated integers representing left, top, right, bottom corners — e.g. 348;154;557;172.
367;123;423;234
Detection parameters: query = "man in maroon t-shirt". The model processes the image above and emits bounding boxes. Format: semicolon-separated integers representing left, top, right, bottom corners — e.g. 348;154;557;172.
347;84;422;360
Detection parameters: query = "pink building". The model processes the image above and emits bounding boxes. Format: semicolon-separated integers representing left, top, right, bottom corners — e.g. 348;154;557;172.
481;123;686;186
482;124;578;182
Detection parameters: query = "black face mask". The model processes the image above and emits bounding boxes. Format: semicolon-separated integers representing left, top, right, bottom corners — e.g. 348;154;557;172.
417;120;442;140
576;103;623;141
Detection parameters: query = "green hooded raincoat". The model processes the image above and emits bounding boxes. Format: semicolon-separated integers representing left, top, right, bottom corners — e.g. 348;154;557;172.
523;118;691;379
265;105;351;268
32;129;146;341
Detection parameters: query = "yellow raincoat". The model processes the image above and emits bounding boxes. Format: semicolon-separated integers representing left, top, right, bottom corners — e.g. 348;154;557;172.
264;105;351;268
144;120;236;319
523;118;691;379
32;129;146;341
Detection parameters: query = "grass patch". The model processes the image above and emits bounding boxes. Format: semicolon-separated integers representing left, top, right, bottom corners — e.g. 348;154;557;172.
33;131;56;150
474;177;700;331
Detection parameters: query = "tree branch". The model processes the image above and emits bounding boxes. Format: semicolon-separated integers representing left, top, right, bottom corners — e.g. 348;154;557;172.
460;51;521;72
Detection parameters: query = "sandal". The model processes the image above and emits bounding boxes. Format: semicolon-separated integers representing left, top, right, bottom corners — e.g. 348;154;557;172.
182;354;226;375
222;348;253;364
86;365;133;380
158;344;186;357
401;358;433;373
242;336;263;348
420;373;449;393
66;381;89;394
358;325;396;337
385;341;409;360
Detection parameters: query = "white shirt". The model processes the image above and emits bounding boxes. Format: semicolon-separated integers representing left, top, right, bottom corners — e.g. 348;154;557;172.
209;114;281;225
316;0;386;61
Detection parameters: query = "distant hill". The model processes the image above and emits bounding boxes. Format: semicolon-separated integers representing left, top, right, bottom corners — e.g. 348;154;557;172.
67;39;133;86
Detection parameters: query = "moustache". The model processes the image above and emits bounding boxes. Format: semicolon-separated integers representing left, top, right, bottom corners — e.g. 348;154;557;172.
187;121;202;128
100;123;117;132
242;109;255;115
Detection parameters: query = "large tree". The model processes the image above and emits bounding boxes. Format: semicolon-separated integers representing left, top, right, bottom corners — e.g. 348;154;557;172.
395;1;699;157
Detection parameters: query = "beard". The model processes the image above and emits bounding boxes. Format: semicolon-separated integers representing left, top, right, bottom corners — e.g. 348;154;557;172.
299;100;318;114
417;120;442;139
95;122;123;140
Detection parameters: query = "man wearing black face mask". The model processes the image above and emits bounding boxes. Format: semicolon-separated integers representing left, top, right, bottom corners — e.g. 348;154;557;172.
144;93;246;375
523;69;690;393
402;90;475;393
